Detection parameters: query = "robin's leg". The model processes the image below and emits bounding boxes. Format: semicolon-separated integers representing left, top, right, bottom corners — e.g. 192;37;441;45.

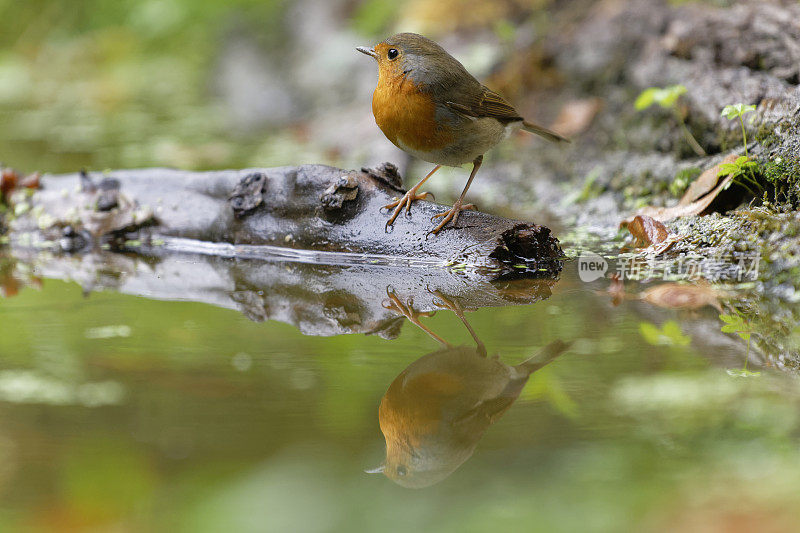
384;165;441;229
382;287;451;347
429;155;482;234
427;287;487;357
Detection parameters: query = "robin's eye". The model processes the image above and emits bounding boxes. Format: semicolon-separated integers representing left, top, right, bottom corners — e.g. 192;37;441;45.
396;465;407;476
387;48;399;60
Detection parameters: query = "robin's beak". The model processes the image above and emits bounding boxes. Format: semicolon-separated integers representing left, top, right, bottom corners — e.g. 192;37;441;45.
356;46;378;59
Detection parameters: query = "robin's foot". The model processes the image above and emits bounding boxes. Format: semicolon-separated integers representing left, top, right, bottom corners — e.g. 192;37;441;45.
427;287;466;315
384;186;434;229
382;287;435;323
427;286;486;356
429;200;476;235
382;287;449;346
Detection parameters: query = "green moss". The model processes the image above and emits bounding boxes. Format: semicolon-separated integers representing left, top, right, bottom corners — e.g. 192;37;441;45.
762;155;800;207
755;123;780;147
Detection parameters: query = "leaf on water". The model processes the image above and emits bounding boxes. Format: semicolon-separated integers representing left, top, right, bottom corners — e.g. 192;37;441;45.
640;282;722;311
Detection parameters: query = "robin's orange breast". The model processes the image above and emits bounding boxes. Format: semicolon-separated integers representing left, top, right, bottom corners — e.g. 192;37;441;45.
379;371;463;446
372;75;454;153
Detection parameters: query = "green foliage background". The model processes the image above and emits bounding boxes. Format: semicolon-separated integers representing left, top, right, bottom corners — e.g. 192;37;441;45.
0;0;294;173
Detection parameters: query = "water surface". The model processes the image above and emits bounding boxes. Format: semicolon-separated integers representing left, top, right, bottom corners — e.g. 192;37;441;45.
1;251;798;532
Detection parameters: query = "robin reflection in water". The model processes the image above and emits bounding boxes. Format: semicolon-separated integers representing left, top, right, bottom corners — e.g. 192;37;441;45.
367;287;569;488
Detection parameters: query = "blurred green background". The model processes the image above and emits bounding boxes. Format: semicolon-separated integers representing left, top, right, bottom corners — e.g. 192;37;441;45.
1;0;294;172
0;0;560;180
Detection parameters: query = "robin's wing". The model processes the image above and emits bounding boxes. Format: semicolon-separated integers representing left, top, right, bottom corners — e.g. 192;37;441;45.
452;394;518;428
444;87;523;125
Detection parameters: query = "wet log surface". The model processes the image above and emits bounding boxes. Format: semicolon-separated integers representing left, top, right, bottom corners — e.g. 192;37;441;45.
8;163;563;279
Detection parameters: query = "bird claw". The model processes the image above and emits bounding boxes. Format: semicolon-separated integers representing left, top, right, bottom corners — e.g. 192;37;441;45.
426;286;463;314
382;287;435;321
428;203;476;234
425;285;486;356
384;189;434;228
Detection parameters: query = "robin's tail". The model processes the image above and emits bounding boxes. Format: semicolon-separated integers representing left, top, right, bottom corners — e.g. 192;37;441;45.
522;120;570;143
514;339;572;376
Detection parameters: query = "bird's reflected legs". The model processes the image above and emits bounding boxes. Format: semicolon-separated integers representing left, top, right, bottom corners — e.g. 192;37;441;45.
429;155;482;235
384;165;441;229
427;287;487;357
382;287;451;347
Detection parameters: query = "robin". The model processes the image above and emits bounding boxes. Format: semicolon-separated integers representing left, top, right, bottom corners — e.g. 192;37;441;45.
366;287;570;488
357;32;569;234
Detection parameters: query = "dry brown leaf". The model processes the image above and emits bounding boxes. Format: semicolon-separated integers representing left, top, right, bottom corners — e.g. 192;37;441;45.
1;168;40;202
640;283;721;311
679;154;738;205
0;168;19;199
628;172;734;223
622;155;740;225
625;215;684;254
627;215;670;246
649;235;684;255
550;98;603;137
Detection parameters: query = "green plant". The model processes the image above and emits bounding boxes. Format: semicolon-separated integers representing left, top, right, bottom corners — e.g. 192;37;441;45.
720;313;759;376
721;103;757;156
718;155;763;195
635;85;706;156
716;104;765;196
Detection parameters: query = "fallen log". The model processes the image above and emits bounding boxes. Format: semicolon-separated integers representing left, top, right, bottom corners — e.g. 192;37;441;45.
6;163;563;278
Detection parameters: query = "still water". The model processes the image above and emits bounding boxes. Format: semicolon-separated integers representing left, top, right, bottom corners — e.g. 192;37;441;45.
0;250;799;532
